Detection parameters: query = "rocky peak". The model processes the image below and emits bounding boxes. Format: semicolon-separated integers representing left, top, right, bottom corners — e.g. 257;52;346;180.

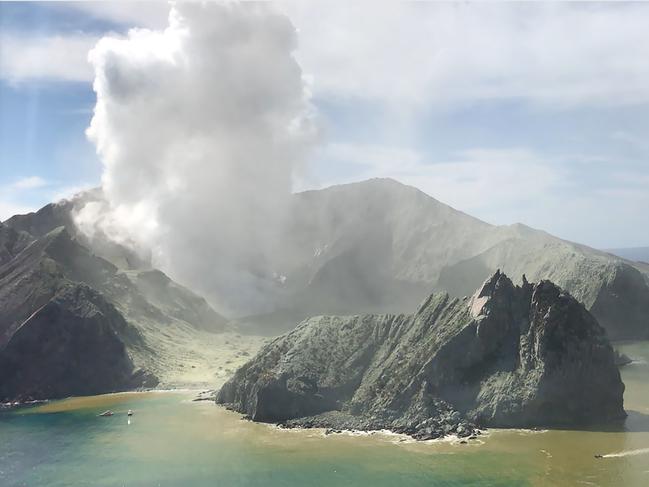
468;269;505;318
217;271;625;438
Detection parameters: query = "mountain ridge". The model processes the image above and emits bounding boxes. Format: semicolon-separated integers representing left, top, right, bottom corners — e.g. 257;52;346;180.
0;224;227;401
240;178;649;339
4;178;648;340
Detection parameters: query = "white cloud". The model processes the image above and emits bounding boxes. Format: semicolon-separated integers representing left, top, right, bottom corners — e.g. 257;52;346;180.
0;177;95;221
0;2;170;84
0;34;97;83
309;141;649;247
312;144;562;221
4;1;647;250
50;183;96;204
75;2;316;315
399;149;564;220
0;201;35;222
283;1;649;107
8;2;649;108
10;176;48;190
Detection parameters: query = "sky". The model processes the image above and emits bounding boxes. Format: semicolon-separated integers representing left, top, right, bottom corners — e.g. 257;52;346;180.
1;1;648;249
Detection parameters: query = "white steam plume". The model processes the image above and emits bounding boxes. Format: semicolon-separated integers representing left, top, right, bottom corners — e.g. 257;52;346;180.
76;2;316;315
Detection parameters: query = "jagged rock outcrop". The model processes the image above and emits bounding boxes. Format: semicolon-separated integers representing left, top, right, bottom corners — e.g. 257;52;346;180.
218;272;625;438
0;285;156;402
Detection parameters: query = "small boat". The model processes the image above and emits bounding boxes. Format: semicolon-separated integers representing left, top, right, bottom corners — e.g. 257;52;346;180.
594;454;603;459
127;410;133;416
98;410;114;417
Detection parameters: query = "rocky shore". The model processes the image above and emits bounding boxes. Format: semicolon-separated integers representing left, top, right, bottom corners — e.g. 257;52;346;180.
217;271;626;440
278;408;482;441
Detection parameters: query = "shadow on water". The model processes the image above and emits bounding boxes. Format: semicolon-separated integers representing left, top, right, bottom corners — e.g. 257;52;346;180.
621;410;649;433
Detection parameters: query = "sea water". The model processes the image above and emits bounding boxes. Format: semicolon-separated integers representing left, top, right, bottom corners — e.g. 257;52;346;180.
2;342;649;487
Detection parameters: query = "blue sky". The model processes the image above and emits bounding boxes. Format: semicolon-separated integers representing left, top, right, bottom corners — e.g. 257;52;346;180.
0;1;119;215
1;1;648;249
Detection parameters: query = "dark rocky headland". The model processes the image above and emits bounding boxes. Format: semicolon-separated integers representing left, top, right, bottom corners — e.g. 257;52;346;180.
217;271;626;440
0;203;227;403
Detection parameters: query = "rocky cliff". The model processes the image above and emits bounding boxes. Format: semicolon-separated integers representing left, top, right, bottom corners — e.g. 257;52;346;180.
0;285;156;402
0;223;226;401
217;272;625;438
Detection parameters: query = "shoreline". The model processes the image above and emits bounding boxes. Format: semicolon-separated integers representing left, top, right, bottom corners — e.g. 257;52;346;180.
0;386;211;411
217;403;485;443
275;423;487;446
2;389;630;451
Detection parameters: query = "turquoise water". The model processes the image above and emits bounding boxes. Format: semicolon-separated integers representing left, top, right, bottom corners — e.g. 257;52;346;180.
2;342;649;487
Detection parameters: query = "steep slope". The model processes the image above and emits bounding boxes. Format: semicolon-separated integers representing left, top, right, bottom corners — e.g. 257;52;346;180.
2;194;224;333
242;179;649;339
0;226;227;401
4;189;149;270
217;272;625;438
0;223;33;266
122;269;224;332
436;235;649;340
8;181;647;340
0;285;155;402
0;227;223;339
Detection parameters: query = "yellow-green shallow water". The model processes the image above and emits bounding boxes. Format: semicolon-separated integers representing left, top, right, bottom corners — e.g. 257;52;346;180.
2;342;649;487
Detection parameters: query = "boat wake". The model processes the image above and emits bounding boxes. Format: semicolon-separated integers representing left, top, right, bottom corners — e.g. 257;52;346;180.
602;448;649;458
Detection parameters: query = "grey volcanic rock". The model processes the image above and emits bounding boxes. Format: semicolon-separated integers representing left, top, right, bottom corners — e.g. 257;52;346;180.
0;284;156;402
0;223;226;401
3;199;77;239
8;182;648;340
0;227;138;345
589;264;649;340
0;228;158;402
218;272;625;437
4;190;150;270
0;223;33;266
124;269;224;332
241;179;649;340
0;227;225;341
